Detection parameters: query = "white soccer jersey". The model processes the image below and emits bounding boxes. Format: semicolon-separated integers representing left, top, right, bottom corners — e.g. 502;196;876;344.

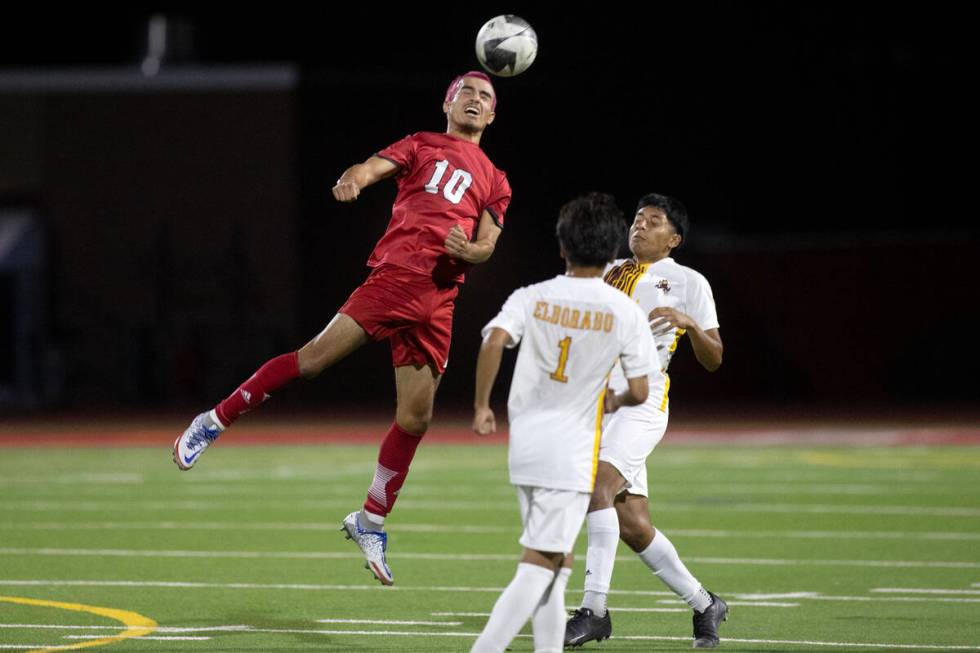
482;275;655;493
604;257;719;405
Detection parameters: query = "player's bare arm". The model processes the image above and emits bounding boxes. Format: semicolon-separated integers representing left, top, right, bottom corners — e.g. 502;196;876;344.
649;306;723;372
604;375;650;413
332;156;400;202
444;210;502;264
472;326;512;435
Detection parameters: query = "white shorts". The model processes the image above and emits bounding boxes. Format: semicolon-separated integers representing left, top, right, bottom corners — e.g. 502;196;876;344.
516;485;591;553
598;393;669;498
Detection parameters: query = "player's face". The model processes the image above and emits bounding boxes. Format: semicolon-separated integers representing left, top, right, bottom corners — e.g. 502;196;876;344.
444;76;496;134
629;206;681;261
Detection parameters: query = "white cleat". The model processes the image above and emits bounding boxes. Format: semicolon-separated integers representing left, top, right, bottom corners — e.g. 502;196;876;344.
341;511;393;586
173;412;222;471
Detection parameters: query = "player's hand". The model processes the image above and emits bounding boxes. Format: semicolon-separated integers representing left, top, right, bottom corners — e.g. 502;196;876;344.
332;179;361;202
445;225;470;259
648;307;695;336
604;391;620;414
472;406;496;435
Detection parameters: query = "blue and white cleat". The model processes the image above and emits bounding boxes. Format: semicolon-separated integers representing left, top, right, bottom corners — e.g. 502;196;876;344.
341;511;394;586
173;411;222;471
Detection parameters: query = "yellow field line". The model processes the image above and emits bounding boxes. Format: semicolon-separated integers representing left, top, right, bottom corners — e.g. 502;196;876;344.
0;596;156;652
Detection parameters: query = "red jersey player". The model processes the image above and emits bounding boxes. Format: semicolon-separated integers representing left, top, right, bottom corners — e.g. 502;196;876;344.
173;71;511;586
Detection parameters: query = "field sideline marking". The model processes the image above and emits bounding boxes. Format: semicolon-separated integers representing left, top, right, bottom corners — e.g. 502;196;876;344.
45;626;980;650
0;625;249;633
7;521;980;542
0;624;976;649
2;547;978;569
315;619;463;626
872;588;980;595
62;636;208;641
3;580;980;604
3;499;980;517
0;596;156;653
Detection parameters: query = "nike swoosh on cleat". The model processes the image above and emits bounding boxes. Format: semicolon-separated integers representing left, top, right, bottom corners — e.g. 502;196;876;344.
183;450;202;466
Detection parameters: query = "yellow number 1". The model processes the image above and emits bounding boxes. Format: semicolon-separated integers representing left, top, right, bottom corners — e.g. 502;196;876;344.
550;336;572;383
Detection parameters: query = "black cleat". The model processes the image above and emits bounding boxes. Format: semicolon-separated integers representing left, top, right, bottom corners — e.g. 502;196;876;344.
692;591;728;648
564;607;612;648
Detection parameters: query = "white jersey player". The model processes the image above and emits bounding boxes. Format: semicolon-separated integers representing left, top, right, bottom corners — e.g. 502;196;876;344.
601;254;719;494
470;193;656;653
565;193;729;649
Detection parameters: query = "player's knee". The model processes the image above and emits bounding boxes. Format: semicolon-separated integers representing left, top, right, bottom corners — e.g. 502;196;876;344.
620;522;653;552
396;407;432;434
589;485;617;511
297;354;324;379
590;463;624;510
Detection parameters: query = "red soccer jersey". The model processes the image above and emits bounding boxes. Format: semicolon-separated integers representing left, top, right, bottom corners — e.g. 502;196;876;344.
369;131;511;284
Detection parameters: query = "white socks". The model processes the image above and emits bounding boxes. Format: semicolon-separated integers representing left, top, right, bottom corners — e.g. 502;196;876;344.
532;567;572;653
471;563;556;653
581;508;619;617
358;509;384;531
639;531;711;612
206;409;227;431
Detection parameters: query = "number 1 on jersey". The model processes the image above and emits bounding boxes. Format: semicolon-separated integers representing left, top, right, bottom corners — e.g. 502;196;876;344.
550;336;572;383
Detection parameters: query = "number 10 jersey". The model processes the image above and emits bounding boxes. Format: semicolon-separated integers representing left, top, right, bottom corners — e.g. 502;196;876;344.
371;131;511;284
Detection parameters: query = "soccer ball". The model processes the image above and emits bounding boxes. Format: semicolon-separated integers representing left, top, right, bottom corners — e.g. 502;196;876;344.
475;15;538;77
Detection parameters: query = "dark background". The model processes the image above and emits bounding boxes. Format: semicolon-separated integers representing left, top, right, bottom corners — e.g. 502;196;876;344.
1;6;976;418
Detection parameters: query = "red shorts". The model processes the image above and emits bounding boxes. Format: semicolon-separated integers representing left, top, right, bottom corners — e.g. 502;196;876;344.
340;265;459;374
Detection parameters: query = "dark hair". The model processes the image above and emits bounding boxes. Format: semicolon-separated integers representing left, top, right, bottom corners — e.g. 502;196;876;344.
556;192;627;267
636;193;689;247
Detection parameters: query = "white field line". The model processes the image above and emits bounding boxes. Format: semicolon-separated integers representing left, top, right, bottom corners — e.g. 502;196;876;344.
2;547;979;569
721;601;800;607
3;579;980;604
63;635;210;641
0;625;250;632
2;499;979;517
0;646;50;650
432;608;690;615
683;557;980;570
671;528;980;541
44;627;980;650
613;635;980;650
7;521;980;542
2;521;515;534
316;619;462;626
8;480;963;497
872;588;980;595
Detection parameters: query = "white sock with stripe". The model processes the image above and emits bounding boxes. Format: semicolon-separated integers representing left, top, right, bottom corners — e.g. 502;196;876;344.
581;508;619;617
471;562;556;653
532;566;572;653
638;530;711;612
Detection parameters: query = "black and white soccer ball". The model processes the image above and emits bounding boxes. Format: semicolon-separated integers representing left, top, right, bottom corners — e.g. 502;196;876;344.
475;15;538;78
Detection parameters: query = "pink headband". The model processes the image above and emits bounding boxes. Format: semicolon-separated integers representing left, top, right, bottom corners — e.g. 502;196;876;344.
444;71;497;110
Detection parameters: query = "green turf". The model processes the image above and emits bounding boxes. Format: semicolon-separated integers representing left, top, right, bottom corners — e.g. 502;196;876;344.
1;443;979;651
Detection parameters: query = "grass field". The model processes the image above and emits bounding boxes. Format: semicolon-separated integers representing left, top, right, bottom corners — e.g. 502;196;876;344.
1;439;979;651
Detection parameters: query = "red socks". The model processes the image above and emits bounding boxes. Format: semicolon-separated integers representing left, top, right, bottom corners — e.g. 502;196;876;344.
364;422;424;518
214;352;300;426
214;354;423;522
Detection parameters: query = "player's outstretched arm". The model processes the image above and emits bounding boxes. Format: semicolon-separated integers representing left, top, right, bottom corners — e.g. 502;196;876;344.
332;156;399;202
472;327;512;435
604;375;650;413
445;211;502;264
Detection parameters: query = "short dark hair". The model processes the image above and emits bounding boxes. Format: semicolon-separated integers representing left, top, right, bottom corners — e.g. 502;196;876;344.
636;193;689;247
556;192;626;267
